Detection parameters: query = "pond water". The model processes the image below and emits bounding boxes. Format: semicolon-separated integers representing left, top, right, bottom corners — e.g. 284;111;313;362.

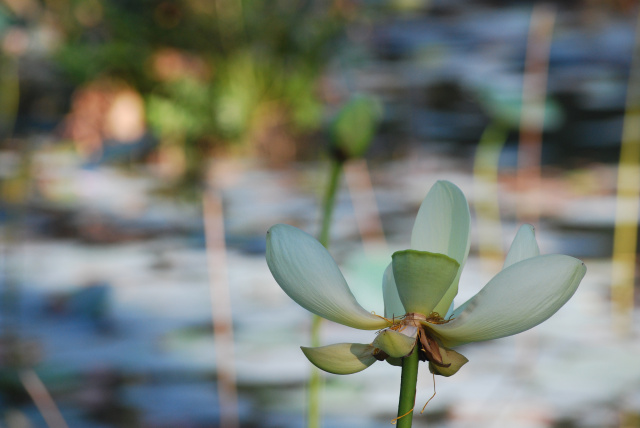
1;149;637;427
2;3;640;426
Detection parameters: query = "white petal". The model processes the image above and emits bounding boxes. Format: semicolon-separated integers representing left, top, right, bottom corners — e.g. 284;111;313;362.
382;264;406;320
411;180;471;264
266;224;388;330
429;254;586;347
503;224;540;269
392;250;460;316
432;277;460;318
301;343;377;375
411;181;471;314
372;326;417;358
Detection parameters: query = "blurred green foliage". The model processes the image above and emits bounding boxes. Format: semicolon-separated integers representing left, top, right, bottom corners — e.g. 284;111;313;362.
55;0;347;179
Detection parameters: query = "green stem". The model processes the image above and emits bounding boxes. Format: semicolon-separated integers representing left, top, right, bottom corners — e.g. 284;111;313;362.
395;349;420;428
473;122;507;267
307;316;322;428
318;159;343;248
308;158;344;428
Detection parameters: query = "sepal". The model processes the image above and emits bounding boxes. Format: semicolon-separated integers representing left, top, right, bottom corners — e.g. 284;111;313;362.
300;343;377;375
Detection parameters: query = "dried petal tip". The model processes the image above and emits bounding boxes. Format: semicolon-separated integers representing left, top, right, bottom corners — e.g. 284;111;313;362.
429;347;468;377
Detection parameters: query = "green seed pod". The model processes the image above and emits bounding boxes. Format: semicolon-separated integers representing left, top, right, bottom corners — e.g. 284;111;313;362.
330;95;382;161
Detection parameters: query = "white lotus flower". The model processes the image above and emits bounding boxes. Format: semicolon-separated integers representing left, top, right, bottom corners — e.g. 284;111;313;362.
266;181;586;377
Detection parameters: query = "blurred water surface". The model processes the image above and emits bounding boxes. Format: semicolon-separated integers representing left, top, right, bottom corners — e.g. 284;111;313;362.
0;153;635;427
1;1;640;427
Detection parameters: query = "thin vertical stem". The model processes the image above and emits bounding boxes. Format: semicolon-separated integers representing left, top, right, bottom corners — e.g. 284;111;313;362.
474;122;508;273
394;349;420;428
517;3;555;224
611;8;640;336
318;159;344;249
20;370;69;428
307;315;322;428
1;49;20;347
308;158;344;428
203;190;239;428
344;159;387;254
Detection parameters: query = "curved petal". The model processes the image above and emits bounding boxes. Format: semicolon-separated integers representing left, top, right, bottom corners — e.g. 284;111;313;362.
382;264;406;320
385;357;403;367
301;343;377;375
503;224;540;269
411;181;471;314
431;277;460;317
372;326;418;358
429;347;468;377
392;250;460;316
266;224;389;330
411;181;471;261
429;254;586;347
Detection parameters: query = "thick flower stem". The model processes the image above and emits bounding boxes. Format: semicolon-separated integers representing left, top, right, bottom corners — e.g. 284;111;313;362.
395;348;420;428
308;158;344;428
